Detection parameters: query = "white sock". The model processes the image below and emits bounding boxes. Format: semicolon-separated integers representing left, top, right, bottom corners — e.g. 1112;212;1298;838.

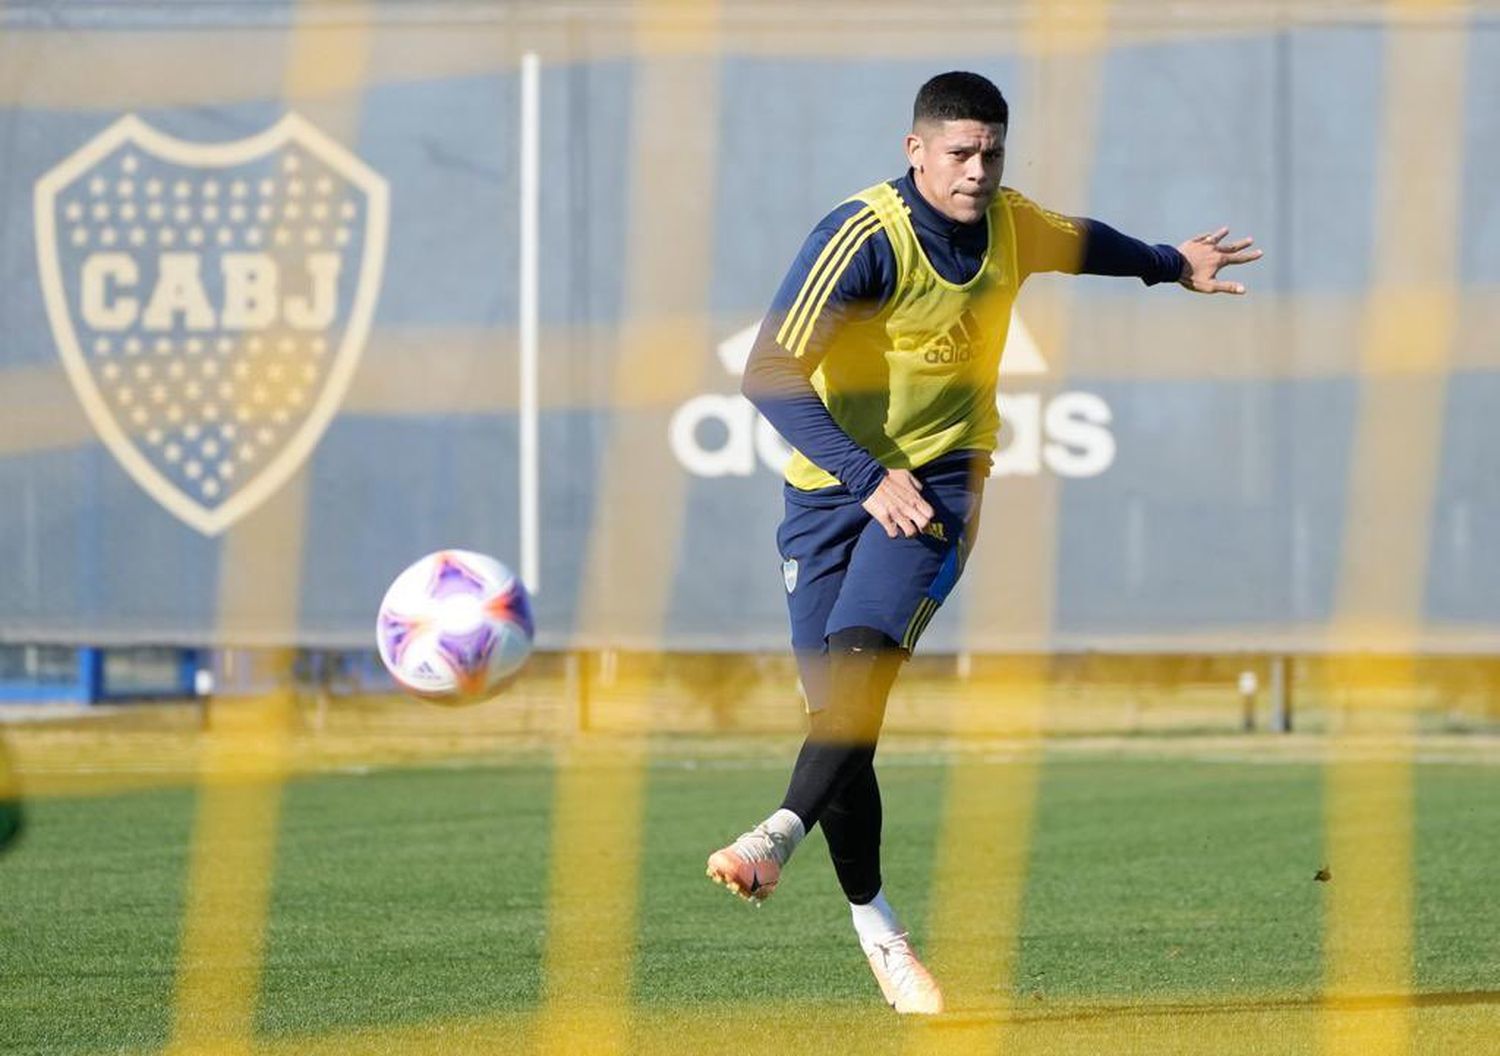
755;808;806;865
850;887;903;951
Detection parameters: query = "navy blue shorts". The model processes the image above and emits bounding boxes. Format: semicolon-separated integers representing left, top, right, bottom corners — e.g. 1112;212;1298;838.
776;450;988;703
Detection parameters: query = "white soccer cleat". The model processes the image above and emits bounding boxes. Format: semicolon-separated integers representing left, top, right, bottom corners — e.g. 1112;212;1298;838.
705;824;790;904
864;932;944;1014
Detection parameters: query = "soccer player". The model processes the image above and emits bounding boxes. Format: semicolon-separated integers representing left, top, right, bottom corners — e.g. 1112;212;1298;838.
706;71;1261;1014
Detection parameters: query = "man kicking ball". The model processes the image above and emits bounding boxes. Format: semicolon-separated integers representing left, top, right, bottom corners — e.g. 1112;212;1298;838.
707;70;1261;1015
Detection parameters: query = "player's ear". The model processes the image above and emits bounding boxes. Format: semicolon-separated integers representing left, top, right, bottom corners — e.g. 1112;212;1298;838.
904;131;924;172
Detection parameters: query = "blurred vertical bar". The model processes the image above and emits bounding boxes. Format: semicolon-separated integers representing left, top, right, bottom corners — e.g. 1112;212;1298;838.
1321;4;1466;1055
914;2;1111;1045
169;6;372;1053
520;50;541;593
538;3;720;1054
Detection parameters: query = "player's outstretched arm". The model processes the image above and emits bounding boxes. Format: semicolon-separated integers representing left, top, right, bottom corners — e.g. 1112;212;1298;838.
1176;227;1263;295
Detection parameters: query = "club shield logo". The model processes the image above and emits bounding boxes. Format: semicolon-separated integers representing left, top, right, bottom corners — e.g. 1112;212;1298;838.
35;113;389;535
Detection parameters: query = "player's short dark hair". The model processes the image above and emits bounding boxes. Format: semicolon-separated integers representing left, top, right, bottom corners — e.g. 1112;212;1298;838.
913;71;1009;129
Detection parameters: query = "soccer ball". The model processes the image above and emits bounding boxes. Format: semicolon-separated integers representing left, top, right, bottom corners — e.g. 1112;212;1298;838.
375;549;534;705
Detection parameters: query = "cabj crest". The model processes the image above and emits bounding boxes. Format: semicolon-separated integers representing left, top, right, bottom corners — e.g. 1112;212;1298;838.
34;113;389;535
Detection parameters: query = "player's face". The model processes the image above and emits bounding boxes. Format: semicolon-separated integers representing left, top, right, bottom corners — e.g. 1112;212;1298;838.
906;120;1006;224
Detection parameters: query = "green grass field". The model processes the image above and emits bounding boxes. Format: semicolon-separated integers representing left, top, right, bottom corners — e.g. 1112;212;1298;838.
2;732;1498;1055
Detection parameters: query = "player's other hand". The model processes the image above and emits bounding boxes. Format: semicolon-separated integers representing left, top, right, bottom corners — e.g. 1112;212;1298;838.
863;469;934;539
1177;227;1262;295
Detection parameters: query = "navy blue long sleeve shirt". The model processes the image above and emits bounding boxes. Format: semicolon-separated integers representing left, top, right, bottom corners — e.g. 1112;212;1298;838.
742;171;1184;500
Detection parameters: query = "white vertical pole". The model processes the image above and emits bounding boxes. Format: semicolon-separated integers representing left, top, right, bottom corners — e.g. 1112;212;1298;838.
519;51;541;593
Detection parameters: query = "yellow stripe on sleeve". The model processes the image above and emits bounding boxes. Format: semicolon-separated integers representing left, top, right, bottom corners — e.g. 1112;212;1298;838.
784;212;884;357
775;206;878;352
1003;188;1078;237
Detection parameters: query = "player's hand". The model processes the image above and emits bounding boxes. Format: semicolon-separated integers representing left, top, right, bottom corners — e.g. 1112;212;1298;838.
862;469;934;539
1176;227;1262;294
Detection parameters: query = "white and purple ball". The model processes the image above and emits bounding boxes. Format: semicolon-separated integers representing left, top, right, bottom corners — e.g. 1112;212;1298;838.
376;550;534;705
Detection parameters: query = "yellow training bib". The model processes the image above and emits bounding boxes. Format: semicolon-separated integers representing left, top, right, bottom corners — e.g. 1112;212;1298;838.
784;181;1019;492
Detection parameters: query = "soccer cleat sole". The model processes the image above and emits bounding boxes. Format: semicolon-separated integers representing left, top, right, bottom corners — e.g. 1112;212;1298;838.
705;866;761;906
705;850;777;905
705;865;766;905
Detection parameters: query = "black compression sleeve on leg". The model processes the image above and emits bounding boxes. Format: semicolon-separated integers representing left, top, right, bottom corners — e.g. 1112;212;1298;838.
779;626;903;829
821;760;883;904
